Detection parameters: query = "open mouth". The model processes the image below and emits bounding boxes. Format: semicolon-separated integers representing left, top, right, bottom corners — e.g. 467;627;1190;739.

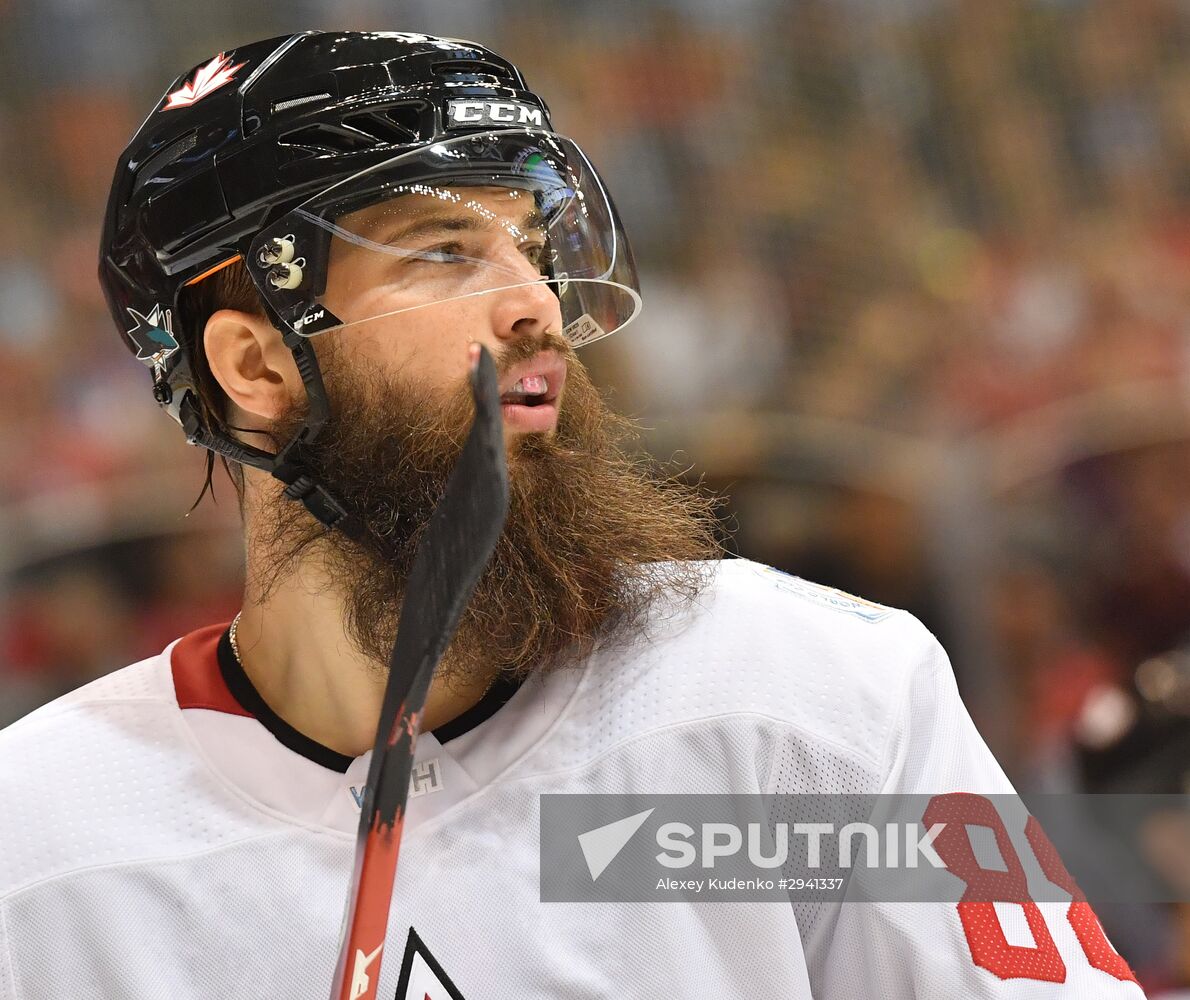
500;374;553;408
497;359;566;432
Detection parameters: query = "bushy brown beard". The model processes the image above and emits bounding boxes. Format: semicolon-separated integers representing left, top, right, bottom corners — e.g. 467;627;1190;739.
251;332;722;688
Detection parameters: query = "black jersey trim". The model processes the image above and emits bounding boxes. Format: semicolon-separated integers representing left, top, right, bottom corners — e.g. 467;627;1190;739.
430;671;523;743
216;627;523;773
217;628;355;773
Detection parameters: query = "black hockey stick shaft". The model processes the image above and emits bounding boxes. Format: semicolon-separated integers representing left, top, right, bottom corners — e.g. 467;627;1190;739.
331;344;509;1000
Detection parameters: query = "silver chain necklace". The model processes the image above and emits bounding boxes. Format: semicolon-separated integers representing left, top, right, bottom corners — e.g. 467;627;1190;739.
229;611;243;665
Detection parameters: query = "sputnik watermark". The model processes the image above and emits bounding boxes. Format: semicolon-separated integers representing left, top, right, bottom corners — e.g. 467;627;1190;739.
541;793;1189;904
654;821;945;871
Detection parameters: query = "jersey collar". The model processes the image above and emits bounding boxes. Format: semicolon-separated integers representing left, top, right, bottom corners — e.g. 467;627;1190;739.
170;622;524;774
167;622;585;832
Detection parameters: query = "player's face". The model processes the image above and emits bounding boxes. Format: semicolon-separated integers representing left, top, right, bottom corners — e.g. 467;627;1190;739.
317;186;567;439
254;192;717;684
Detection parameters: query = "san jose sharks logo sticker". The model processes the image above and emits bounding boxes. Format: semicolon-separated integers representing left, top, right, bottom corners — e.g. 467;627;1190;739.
394;928;467;1000
125;305;179;367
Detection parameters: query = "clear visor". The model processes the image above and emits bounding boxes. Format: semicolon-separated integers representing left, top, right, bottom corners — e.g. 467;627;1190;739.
247;129;640;348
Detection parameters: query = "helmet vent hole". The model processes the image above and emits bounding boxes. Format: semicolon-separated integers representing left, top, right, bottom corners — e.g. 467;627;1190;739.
278;101;427;155
272;91;333;114
430;59;511;85
379;103;426;138
279;121;381;154
131;130;199;196
343;103;426;144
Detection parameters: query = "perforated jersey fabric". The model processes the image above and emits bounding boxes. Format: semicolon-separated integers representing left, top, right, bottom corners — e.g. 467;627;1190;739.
0;559;1144;999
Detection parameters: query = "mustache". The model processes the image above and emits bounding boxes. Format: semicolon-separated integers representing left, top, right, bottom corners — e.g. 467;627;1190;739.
492;330;572;376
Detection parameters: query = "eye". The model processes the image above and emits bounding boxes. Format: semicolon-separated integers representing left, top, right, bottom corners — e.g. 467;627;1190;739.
521;241;557;273
417;241;467;264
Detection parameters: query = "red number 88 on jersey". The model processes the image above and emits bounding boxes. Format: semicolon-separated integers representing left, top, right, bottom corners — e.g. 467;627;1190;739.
923;792;1138;985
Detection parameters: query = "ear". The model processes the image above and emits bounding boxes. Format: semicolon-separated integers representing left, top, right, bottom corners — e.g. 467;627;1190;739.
204;310;302;422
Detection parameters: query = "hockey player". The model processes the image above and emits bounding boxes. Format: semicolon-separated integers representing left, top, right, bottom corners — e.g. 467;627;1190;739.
0;31;1146;999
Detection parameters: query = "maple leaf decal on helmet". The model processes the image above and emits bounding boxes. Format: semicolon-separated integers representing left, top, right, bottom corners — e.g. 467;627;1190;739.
164;53;246;110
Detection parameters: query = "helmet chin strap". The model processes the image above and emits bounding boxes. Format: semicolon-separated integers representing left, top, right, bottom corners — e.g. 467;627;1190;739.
178;393;375;546
269;446;373;547
177;320;389;557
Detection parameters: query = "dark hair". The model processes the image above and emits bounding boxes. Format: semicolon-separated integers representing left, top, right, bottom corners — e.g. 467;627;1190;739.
177;259;267;504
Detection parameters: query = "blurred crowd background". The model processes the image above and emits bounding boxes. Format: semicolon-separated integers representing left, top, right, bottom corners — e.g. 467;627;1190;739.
0;0;1187;989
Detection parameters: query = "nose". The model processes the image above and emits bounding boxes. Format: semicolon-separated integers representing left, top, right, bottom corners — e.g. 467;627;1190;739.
488;253;563;344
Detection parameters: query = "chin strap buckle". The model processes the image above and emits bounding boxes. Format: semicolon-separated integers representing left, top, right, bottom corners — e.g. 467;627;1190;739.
277;471;366;547
281;474;354;531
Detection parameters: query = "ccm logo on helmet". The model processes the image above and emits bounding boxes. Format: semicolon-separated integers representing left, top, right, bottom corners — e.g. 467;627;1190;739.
291;305;341;336
446;99;544;128
294;308;325;330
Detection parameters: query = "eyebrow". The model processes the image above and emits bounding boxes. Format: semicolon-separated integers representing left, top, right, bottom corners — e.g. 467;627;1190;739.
381;208;545;244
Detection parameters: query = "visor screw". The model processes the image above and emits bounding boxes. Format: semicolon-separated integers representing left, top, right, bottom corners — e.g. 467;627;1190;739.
267;262;304;291
257;236;296;268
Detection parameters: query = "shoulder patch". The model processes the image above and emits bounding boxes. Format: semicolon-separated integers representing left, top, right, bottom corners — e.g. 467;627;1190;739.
749;564;895;623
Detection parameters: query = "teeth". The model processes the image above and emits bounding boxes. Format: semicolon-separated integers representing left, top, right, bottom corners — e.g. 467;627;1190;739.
510;374;548;395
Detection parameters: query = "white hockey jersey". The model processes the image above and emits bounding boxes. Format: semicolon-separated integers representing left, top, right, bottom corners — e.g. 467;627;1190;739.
0;559;1144;999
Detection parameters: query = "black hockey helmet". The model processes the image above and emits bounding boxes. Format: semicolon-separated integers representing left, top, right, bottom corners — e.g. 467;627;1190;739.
99;30;639;536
